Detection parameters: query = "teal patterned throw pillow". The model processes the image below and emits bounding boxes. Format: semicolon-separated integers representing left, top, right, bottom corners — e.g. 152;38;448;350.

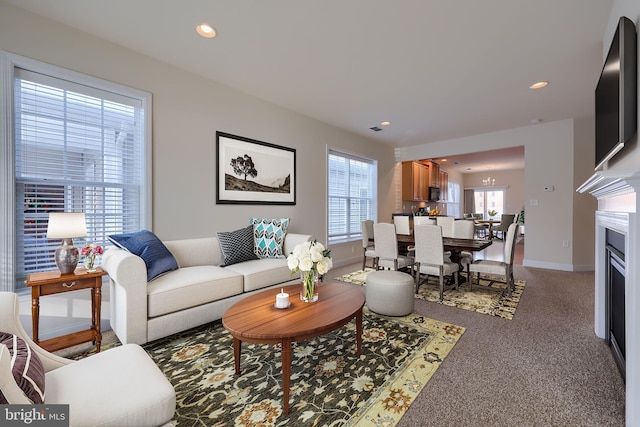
249;218;290;258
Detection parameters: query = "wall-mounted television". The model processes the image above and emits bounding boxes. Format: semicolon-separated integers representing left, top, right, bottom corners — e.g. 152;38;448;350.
595;16;637;170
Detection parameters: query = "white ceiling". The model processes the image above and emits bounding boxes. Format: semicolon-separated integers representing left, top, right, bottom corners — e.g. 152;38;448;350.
432;146;526;174
4;0;612;172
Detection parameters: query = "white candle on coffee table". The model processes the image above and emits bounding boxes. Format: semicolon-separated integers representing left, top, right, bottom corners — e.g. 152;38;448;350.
276;288;289;308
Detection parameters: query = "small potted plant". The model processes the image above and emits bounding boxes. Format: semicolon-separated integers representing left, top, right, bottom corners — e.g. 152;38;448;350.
487;209;498;220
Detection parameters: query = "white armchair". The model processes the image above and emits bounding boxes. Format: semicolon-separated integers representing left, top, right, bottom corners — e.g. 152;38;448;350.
0;292;176;427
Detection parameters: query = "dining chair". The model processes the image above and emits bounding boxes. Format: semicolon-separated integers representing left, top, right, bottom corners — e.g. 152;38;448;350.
373;222;415;272
452;219;475;238
413;216;436;226
404;217;436;255
492;214;516;240
361;219;376;270
468;222;519;296
413;224;459;301
451;219;475;276
473;213;488;238
435;216;455;238
393;215;412;235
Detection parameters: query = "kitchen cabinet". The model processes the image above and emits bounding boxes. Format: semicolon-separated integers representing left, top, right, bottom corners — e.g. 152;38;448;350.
439;170;448;200
425;160;440;187
402;161;429;201
402;160;449;202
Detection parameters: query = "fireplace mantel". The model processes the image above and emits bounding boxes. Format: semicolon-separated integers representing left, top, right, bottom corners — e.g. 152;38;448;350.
578;168;639;426
577;170;640;200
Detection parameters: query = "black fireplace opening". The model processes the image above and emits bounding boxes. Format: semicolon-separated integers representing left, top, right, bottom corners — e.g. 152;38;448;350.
606;228;625;379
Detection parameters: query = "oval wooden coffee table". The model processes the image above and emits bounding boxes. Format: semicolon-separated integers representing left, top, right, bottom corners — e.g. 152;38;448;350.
222;282;365;415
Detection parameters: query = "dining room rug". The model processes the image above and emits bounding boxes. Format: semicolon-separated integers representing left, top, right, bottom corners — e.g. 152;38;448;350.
335;268;525;320
67;309;463;426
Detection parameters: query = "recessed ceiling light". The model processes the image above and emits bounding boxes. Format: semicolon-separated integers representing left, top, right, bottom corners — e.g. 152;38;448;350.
440;158;447;162
529;81;548;89
530;118;542;124
196;23;217;38
380;121;391;126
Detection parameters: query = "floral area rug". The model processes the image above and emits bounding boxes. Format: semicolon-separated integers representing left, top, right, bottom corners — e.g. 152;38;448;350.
131;309;462;426
335;268;525;320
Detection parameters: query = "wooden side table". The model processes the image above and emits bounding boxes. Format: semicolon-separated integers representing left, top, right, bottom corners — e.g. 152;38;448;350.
26;267;107;353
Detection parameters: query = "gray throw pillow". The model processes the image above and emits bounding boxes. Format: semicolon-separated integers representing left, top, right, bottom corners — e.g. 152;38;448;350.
217;225;259;266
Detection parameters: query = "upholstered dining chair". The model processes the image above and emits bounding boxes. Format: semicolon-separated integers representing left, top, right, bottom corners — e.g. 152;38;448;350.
373;222;415;272
413;216;436;226
407;217;437;254
473;213;488;238
361;219;376;270
0;292;176;426
451;219;476;275
469;222;519;296
393;215;412;235
435;216;455;238
413;224;460;301
492;213;516;240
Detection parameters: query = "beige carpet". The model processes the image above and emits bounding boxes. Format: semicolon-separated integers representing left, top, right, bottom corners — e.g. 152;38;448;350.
335;268;525;320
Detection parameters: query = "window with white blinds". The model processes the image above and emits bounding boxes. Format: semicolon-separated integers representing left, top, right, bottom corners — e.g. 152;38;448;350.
447;180;461;218
327;148;377;245
6;62;150;292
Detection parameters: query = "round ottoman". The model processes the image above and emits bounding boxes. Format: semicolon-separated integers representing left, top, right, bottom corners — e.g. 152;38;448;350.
365;270;415;316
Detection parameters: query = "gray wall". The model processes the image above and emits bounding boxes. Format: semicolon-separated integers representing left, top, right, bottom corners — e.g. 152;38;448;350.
395;119;598;271
0;2;396;267
0;1;603;272
462;169;525;217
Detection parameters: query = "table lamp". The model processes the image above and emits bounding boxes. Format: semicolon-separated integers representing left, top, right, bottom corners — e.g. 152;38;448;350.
46;212;87;274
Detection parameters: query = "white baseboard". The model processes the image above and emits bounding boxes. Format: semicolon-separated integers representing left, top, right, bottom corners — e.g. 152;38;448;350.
522;259;594;272
332;255;362;269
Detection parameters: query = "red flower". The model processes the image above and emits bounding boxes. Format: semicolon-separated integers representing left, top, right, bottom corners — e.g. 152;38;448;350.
81;244;104;256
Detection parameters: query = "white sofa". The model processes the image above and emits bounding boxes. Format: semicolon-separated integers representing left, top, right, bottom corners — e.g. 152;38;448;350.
102;233;311;345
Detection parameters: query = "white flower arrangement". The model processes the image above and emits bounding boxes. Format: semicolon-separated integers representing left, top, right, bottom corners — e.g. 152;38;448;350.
287;240;332;275
287;240;332;301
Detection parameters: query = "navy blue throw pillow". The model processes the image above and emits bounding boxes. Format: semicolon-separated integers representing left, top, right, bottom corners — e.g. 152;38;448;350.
108;230;178;281
217;225;259;267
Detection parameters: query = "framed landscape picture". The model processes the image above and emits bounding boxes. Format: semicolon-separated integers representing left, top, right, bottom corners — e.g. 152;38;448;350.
216;132;296;205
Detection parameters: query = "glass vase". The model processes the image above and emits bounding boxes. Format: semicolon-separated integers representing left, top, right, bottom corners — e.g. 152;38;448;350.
84;255;99;272
300;270;319;302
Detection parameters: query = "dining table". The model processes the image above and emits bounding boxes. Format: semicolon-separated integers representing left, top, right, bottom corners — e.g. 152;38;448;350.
474;219;501;240
396;234;492;283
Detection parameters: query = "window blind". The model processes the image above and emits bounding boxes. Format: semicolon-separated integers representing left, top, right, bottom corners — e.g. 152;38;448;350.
13;68;146;290
447;181;461;218
327;148;377;245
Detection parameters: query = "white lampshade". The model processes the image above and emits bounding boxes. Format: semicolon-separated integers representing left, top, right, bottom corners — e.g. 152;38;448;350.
46;212;87;239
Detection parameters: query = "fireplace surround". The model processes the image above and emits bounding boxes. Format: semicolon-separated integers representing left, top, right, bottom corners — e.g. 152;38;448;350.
579;171;640;423
606;227;626;376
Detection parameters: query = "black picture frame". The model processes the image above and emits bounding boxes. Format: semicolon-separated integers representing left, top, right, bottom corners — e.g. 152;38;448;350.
216;131;296;205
